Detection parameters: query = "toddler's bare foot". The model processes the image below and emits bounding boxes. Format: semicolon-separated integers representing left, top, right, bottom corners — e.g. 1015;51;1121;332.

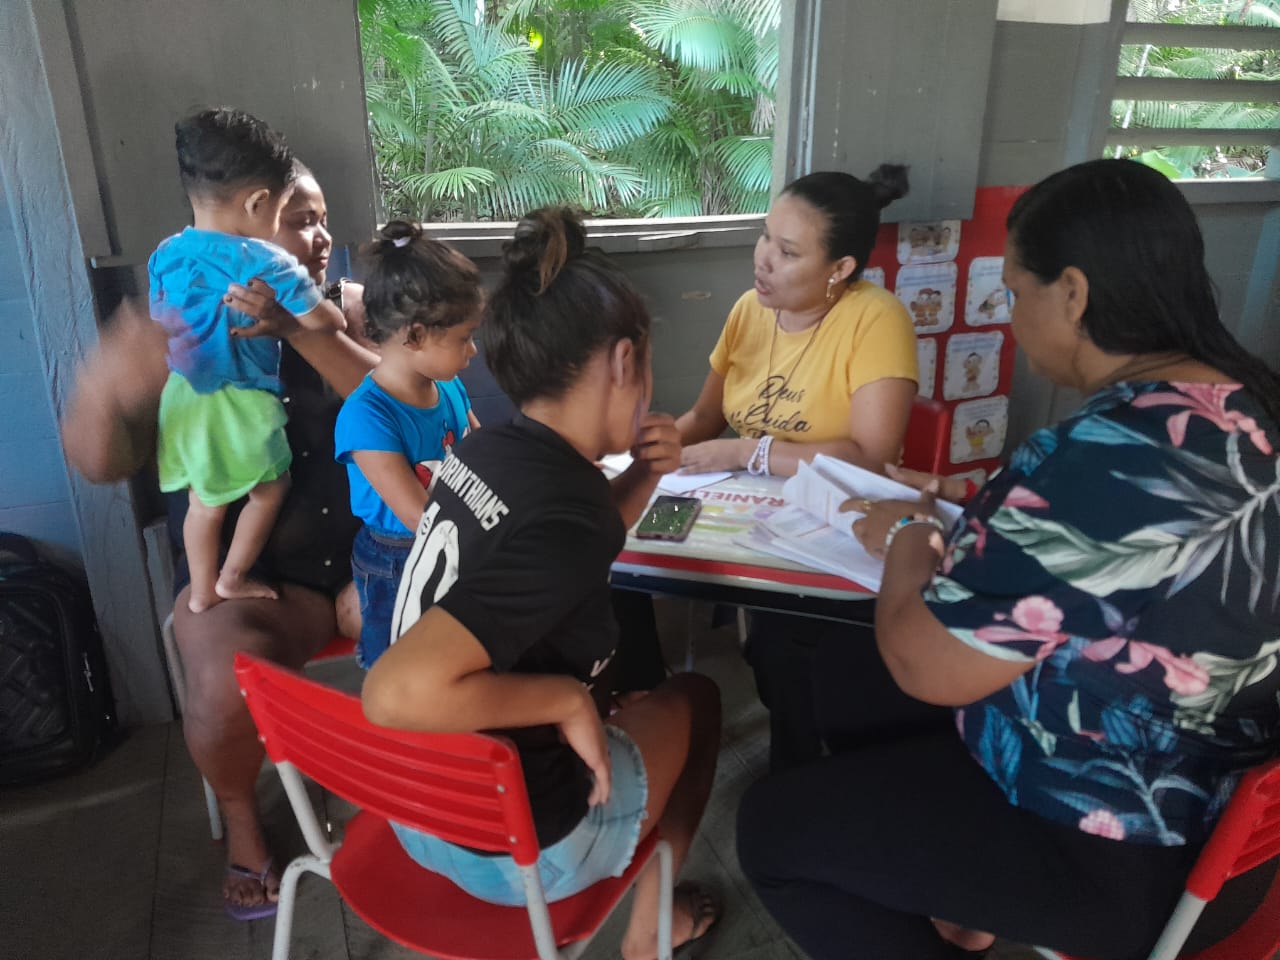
215;571;278;602
931;918;996;953
187;590;224;614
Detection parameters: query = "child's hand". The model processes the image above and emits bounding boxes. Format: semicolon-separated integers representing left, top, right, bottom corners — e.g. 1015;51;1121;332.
225;278;300;339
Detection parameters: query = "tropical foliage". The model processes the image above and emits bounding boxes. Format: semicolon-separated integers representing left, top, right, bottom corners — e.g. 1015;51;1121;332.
359;0;779;221
1113;0;1280;177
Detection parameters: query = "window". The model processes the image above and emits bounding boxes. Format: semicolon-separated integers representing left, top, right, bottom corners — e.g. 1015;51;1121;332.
358;0;781;223
1110;1;1280;179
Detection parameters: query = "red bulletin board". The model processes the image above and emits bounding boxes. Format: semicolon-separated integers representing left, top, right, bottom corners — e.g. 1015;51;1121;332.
864;186;1028;483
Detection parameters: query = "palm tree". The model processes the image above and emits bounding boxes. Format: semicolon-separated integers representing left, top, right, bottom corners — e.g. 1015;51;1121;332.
359;0;780;220
361;0;671;220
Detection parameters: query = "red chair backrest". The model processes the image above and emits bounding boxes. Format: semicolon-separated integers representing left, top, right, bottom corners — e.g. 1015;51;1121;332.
1186;758;1280;900
902;396;951;474
234;652;543;866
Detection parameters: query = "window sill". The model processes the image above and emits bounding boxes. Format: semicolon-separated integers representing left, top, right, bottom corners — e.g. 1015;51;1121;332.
418;213;765;259
1176;178;1280;206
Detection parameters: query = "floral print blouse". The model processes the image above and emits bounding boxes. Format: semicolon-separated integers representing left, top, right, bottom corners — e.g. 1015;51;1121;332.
926;382;1280;846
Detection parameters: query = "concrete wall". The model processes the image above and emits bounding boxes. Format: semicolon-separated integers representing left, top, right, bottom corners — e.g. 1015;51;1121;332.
0;181;82;566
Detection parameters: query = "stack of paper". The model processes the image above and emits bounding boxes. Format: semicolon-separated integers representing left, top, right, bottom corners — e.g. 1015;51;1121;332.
742;455;964;591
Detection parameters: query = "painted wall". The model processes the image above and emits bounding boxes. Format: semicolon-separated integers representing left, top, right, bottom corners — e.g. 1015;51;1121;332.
0;180;82;566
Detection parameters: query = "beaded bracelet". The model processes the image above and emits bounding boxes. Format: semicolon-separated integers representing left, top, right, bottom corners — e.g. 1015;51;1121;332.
884;513;946;552
746;435;774;476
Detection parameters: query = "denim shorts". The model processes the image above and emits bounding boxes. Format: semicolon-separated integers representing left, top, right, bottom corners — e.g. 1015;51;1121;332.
351;525;413;668
391;725;649;906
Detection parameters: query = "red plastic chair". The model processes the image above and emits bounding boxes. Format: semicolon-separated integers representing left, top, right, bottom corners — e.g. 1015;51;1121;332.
1035;758;1280;960
902;396;951;474
160;612;356;840
233;652;674;960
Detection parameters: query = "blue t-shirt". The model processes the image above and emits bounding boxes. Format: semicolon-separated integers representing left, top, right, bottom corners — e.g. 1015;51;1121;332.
334;375;473;537
927;381;1280;847
148;227;322;395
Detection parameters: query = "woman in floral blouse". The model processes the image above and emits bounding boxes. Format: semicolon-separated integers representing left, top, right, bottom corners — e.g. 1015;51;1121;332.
737;158;1280;960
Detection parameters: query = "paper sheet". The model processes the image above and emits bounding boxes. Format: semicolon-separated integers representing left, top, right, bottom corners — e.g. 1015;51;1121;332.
740;455;963;591
658;470;732;494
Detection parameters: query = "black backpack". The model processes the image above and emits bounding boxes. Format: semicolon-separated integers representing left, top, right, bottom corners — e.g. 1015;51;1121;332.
0;533;115;784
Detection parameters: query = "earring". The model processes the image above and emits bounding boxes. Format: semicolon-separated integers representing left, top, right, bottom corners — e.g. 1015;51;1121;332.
826;276;837;302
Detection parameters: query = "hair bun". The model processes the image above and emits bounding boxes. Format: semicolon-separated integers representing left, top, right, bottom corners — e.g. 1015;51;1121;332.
867;164;910;209
378;219;423;250
504;207;587;295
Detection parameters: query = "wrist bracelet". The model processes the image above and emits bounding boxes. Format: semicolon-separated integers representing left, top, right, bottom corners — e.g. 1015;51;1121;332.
747;435;774;476
884;513;946;552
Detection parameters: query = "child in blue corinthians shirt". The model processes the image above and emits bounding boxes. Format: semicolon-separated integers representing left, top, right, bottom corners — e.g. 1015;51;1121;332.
151;108;346;613
334;221;484;667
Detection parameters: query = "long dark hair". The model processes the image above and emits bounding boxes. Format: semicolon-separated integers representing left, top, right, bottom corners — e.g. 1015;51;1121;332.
781;164;909;281
483;208;650;407
358;221;482;345
1007;159;1280;426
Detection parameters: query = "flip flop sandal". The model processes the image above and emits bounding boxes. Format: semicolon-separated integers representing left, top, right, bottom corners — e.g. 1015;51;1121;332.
672;883;720;958
223;859;279;921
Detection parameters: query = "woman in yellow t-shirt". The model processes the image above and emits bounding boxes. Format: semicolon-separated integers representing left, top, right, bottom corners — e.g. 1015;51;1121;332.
677;166;918;478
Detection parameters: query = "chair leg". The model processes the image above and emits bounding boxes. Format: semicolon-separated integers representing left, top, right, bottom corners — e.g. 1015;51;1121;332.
684;601;697;672
520;864;561;960
656;839;673;960
162;612;225;841
271;855;331;960
203;777;224;842
736;607;748;648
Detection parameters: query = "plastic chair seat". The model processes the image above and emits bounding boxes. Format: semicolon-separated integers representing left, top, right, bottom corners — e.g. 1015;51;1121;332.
332;813;660;960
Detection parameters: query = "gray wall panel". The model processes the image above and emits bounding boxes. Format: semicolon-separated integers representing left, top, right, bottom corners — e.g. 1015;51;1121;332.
805;0;999;221
62;0;376;265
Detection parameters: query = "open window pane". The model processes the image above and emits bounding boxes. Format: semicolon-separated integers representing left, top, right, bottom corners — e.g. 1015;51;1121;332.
358;0;780;223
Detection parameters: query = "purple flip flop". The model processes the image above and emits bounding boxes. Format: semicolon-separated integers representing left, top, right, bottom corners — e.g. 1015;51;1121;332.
224;859;279;921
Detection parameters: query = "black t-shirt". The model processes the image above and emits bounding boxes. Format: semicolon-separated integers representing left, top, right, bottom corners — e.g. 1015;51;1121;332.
168;342;360;596
391;414;624;846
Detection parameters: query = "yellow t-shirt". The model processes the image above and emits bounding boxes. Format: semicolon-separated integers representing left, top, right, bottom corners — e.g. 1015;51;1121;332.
709;281;918;443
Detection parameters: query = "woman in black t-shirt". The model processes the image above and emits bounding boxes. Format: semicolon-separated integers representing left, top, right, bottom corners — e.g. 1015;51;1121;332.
363;209;723;960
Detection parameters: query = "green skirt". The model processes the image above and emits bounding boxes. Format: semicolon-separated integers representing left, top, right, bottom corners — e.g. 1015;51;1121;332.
157;372;291;506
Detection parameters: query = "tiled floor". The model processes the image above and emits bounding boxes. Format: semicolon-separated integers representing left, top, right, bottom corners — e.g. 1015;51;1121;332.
2;600;1047;960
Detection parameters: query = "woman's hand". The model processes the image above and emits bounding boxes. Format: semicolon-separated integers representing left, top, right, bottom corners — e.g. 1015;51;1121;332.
885;463;969;503
680;437;751;474
558;690;611;806
99;298;172;414
632;412;681;477
225;278;301;339
842;480;941;559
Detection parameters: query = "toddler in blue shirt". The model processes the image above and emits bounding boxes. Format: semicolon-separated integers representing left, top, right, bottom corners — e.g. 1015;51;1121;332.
151;108;346;613
334;221;483;666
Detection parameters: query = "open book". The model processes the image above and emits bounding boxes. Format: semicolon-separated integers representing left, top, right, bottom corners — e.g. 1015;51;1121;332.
743;454;965;592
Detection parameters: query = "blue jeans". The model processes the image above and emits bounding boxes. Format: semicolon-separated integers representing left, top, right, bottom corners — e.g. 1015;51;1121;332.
392;726;650;906
351;525;413;668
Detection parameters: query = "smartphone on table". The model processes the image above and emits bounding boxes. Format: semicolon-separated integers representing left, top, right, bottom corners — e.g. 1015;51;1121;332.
635;495;703;542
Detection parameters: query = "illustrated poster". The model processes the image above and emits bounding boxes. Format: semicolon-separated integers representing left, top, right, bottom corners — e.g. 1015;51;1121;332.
965;256;1011;326
943;331;1003;401
950;396;1009;464
896;262;957;336
898;220;961;264
862;265;886;289
916;337;937;399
